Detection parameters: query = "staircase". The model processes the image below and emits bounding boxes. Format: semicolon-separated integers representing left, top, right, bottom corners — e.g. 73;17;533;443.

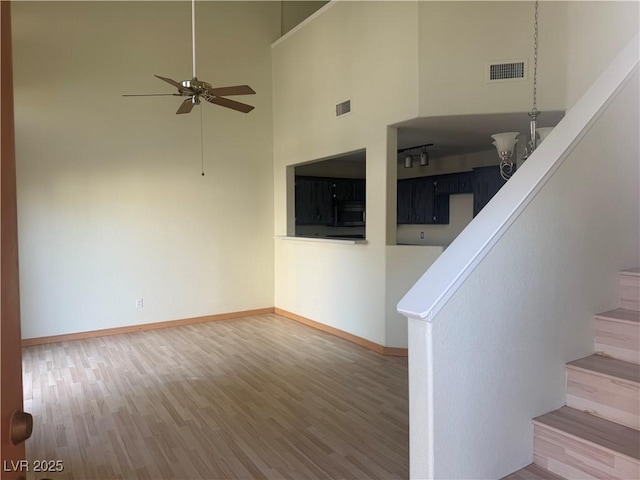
504;268;640;480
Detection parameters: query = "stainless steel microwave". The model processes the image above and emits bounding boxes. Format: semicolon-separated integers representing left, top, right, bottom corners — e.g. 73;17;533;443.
334;201;365;226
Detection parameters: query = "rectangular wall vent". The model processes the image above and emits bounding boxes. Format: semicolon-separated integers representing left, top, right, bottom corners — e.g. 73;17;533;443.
336;99;351;117
486;60;527;83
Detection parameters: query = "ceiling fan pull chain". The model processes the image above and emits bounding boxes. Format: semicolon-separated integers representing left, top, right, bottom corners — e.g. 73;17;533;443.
200;104;205;176
192;0;197;79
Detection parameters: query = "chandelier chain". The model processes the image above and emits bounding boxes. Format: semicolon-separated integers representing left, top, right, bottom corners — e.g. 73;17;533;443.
531;0;539;115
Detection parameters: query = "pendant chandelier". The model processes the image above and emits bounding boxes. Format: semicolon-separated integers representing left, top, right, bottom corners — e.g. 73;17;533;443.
491;0;553;181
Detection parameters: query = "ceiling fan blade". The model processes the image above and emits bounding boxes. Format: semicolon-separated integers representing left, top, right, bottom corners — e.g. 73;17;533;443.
122;93;181;97
207;85;255;97
176;98;195;114
155;74;192;94
207;96;254;113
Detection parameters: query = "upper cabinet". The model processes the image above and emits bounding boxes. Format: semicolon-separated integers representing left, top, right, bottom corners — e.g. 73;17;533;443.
333;178;366;202
295;177;334;225
472;166;509;217
434;172;473;196
295;176;365;226
398;167;508;225
397;177;449;225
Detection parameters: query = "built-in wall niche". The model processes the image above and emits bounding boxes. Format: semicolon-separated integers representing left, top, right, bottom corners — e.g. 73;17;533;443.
291;149;366;240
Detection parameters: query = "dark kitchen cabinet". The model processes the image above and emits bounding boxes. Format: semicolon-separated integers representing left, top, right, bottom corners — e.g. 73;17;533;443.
397;180;412;224
411;178;435;224
472;165;509;216
397;166;507;225
458;172;473;193
434;172;473;195
434;174;459;195
295;177;334;225
353;179;366;202
397;178;449;224
434;195;450;224
333;178;366;202
295;176;365;226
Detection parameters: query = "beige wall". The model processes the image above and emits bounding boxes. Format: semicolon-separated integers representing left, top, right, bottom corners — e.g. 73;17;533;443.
273;1;420;346
273;1;639;348
280;0;328;35
417;1;567;117
14;1;637;345
13;1;280;338
565;1;639;108
385;245;443;346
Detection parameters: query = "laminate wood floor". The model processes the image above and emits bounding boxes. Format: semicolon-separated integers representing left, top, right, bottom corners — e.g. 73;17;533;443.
22;314;408;480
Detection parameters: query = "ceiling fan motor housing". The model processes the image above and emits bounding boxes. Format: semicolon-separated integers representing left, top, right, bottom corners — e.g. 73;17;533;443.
181;77;212;96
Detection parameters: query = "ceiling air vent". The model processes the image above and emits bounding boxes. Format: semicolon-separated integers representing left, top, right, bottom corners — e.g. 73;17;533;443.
336;99;351;117
486;60;527;83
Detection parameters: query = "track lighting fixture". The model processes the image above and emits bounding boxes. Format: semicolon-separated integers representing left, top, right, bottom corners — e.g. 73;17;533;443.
398;143;433;169
420;147;429;166
404;155;413;169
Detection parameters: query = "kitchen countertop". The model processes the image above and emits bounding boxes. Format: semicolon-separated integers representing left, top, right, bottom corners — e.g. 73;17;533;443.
275;235;368;245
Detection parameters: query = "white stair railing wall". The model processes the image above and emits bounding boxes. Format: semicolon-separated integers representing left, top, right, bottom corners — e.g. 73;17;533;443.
398;34;640;479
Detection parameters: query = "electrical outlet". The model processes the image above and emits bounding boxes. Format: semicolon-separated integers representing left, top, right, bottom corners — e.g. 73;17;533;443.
420;231;424;240
135;298;144;309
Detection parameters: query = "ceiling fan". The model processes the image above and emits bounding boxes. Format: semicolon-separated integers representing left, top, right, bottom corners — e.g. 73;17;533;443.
123;0;255;115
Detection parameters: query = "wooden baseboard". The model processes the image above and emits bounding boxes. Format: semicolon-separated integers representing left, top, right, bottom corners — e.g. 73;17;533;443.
274;308;408;357
22;307;408;357
21;307;275;347
382;346;409;357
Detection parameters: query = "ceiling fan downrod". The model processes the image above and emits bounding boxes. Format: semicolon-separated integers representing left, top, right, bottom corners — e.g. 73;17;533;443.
191;0;197;79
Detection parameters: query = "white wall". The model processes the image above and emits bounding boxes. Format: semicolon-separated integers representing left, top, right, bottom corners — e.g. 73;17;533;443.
275;239;387;344
273;1;420;347
280;0;328;35
385;246;443;347
13;2;280;338
430;68;639;479
400;28;639;478
417;1;567;117
564;1;639;108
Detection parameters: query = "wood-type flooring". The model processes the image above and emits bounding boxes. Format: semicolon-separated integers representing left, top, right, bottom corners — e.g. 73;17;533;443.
22;314;408;480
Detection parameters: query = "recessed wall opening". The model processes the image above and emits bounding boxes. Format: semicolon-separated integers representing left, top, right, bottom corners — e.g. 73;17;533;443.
291;149;366;240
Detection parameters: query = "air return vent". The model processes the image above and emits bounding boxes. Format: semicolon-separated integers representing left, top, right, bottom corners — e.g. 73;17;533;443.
336;99;351;117
486;60;527;83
